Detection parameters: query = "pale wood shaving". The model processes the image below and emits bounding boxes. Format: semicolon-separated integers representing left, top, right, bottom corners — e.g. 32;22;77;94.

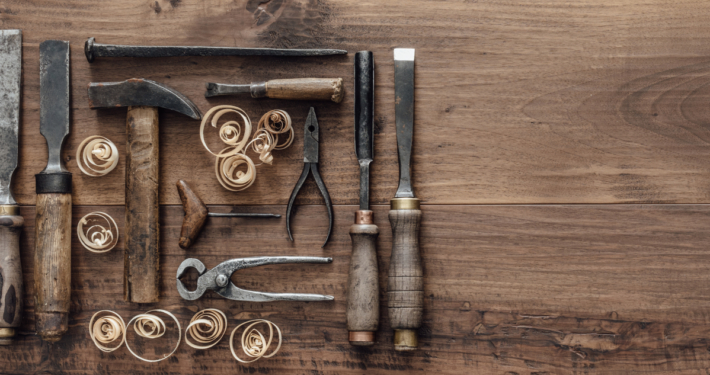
89;310;126;353
229;319;282;364
76;136;119;177
77;212;118;253
185;308;228;350
125;309;182;363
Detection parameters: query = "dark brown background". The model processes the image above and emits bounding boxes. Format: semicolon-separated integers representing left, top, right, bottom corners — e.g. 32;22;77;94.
2;0;710;373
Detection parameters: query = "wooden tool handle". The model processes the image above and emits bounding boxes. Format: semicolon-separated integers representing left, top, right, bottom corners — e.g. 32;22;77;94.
0;206;23;345
347;210;379;346
388;203;423;351
34;193;71;342
124;106;160;303
176;180;208;250
264;78;344;103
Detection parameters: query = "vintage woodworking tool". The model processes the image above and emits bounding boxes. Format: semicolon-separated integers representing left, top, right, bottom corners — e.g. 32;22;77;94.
85;37;347;63
388;48;423;351
176;256;334;301
347;51;379;346
88;79;202;303
35;40;72;343
176;180;280;249
0;29;23;345
285;107;333;247
205;78;344;103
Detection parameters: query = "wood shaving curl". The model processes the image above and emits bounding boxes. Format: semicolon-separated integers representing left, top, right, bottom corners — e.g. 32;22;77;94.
185;308;228;350
200;106;252;158
229;319;282;363
215;150;257;191
258;109;293;150
76;136;119;177
125;309;182;363
77;212;118;253
89;310;126;353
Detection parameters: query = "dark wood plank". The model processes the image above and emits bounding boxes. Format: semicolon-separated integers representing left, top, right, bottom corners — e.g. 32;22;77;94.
2;204;710;373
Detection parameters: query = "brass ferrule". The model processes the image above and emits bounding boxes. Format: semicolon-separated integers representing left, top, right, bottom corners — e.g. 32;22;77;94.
0;328;15;338
393;329;418;350
390;198;420;210
0;205;19;216
354;210;374;224
348;331;375;345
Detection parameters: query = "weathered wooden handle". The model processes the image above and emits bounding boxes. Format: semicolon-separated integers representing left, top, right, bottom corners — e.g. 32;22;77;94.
124;106;160;303
265;78;344;103
0;206;23;345
176;179;208;250
34;193;71;342
347;210;379;346
388;207;423;351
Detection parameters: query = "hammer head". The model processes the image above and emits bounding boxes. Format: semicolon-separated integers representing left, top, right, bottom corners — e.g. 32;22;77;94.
87;78;202;120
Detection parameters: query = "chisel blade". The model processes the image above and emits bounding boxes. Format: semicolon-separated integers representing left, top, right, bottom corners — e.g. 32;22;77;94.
355;51;375;210
0;30;22;205
39;40;70;175
393;48;415;199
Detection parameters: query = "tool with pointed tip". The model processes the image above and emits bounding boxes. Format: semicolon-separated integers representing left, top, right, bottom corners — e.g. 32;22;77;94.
0;29;23;346
205;78;344;103
285;107;333;247
88;79;202;303
35;40;72;343
84;37;347;63
388;48;423;351
176;180;281;249
347;51;379;346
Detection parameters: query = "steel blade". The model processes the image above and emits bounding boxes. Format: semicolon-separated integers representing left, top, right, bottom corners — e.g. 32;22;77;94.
354;51;374;210
0;30;22;205
204;83;251;97
39;40;70;175
393;48;415;199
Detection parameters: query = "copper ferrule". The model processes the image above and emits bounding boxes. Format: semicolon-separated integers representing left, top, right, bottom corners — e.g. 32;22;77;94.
349;331;375;345
354;210;374;224
0;205;19;216
390;198;420;210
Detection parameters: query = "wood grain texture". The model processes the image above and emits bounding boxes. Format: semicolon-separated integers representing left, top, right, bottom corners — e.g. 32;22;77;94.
266;77;344;102
0;211;23;345
346;213;379;343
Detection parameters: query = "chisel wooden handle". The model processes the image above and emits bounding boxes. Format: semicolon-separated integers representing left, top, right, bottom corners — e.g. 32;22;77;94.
388;199;423;351
206;78;344;103
34;192;71;342
124;106;160;303
347;210;379;345
0;205;23;345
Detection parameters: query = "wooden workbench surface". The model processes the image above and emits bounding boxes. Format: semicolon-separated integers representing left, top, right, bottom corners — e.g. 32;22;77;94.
2;0;710;373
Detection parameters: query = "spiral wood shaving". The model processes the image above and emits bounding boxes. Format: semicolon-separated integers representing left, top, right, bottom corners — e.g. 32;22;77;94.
89;310;126;353
76;136;119;177
215;149;257;191
125;309;182;363
77;212;119;253
257;110;293;150
200;105;252;158
229;319;282;363
185;308;228;350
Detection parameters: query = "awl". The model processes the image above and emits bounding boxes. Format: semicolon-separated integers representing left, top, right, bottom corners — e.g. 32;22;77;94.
0;29;24;345
346;51;379;346
35;40;72;342
205;78;344;103
388;48;423;351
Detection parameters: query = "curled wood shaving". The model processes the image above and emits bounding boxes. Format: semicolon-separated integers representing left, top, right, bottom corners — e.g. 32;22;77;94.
76;136;119;177
247;129;275;165
229;319;282;363
185;308;228;350
258;109;293;150
200;105;252;158
215;150;257;192
89;310;126;353
125;309;182;363
77;212;118;253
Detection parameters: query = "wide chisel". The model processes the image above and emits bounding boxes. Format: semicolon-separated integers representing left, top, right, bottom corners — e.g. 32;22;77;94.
388;48;422;351
0;29;23;346
35;40;71;342
347;51;379;346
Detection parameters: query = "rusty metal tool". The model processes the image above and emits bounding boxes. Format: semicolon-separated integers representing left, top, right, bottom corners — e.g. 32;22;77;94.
88;79;202;303
205;78;344;103
285;107;333;247
34;40;72;343
0;29;23;345
388;48;423;351
85;37;347;63
176;256;334;302
176;180;280;250
347;51;379;346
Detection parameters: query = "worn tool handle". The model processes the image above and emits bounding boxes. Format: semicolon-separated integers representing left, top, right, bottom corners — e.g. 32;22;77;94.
124;106;160;303
34;193;72;342
347;211;379;345
263;78;343;103
176;180;208;250
0;206;23;345
388;200;423;351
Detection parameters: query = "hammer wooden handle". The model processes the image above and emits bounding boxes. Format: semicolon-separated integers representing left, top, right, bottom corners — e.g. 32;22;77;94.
347;211;379;345
0;206;23;345
388;207;423;351
124;106;160;303
34;193;71;342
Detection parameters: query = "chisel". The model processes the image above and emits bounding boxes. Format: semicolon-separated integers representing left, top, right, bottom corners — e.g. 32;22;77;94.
347;51;379;346
35;40;72;342
388;48;423;351
205;78;344;103
0;29;24;345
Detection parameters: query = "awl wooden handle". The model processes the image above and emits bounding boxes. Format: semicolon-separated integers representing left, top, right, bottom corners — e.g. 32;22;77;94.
347;210;379;345
0;206;23;345
263;78;343;102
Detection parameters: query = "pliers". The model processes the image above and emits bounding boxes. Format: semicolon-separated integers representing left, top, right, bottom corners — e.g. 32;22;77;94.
286;107;334;247
176;256;334;302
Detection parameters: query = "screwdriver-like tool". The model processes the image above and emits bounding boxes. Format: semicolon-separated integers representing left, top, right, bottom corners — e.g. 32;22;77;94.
205;78;344;103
